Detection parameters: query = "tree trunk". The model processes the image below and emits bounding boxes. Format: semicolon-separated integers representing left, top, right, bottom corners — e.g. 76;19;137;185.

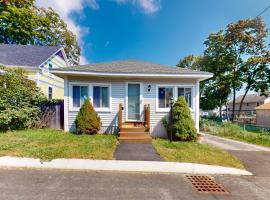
219;106;222;121
231;67;236;122
238;87;250;118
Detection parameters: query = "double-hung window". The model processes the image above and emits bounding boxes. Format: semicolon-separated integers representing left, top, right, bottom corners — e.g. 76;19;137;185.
178;87;192;108
72;85;88;108
158;87;174;109
93;86;109;111
48;86;53;100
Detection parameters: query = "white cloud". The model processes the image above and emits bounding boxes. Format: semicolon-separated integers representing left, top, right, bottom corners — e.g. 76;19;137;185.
80;55;89;65
113;0;161;14
36;0;97;64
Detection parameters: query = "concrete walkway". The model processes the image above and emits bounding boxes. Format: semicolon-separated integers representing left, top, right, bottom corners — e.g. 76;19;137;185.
0;156;252;176
114;143;164;161
202;134;270;151
202;134;270;176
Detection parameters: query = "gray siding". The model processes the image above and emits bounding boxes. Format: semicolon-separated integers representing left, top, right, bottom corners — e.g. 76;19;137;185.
65;77;198;137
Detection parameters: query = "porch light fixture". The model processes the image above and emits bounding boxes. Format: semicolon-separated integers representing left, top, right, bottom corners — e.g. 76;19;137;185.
148;84;151;92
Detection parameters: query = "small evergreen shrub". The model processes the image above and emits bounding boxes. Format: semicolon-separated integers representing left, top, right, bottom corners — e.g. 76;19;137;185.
75;99;101;135
171;96;197;141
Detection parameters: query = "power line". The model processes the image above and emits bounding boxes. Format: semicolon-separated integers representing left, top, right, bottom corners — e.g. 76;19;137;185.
257;5;270;17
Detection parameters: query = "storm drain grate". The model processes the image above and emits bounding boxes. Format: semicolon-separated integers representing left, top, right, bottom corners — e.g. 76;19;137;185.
186;175;229;194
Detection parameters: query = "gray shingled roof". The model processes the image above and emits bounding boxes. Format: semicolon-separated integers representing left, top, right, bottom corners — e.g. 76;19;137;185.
0;44;61;67
52;60;212;75
231;94;267;103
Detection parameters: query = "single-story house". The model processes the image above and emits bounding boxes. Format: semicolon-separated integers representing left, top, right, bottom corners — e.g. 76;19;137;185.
52;60;212;138
256;102;270;127
228;94;270;116
0;44;68;99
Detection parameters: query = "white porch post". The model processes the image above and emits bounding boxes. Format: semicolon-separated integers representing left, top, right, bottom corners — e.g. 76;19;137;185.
195;80;200;132
64;76;69;132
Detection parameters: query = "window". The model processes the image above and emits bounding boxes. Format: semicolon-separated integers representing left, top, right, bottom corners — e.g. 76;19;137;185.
158;87;173;108
93;86;109;108
48;63;53;70
72;85;88;108
246;103;249;106
178;87;192;108
48;87;53;100
257;102;260;106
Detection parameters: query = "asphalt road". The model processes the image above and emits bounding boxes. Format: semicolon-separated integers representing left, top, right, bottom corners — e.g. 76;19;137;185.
0;168;270;200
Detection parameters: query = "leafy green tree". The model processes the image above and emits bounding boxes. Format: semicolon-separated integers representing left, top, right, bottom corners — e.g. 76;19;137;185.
171;96;197;141
224;17;270;117
75;100;101;135
0;66;45;131
0;0;80;65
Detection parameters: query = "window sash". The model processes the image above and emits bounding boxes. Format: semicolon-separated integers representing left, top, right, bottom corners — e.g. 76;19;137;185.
93;86;109;108
72;85;88;108
158;87;173;108
178;87;192;108
48;87;53;100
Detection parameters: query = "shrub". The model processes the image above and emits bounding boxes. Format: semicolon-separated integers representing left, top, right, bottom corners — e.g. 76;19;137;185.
75;99;101;134
0;66;45;131
171;96;197;141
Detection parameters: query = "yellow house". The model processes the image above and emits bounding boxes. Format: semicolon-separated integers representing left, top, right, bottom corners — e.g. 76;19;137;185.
0;44;68;99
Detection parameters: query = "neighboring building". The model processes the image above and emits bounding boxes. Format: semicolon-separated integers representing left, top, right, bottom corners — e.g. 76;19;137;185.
52;60;212;138
256;102;270;127
228;94;270;115
0;44;68;99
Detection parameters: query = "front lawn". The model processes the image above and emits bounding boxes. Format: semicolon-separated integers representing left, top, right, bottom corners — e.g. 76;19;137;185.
0;129;119;161
152;139;244;169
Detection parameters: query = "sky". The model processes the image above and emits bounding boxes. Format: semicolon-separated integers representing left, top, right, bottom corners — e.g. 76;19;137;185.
36;0;270;67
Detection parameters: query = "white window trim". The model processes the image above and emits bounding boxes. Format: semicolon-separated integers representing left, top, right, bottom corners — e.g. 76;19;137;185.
69;83;90;112
156;84;195;113
91;83;112;113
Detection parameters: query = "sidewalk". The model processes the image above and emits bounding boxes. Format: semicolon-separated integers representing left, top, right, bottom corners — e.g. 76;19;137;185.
0;156;252;176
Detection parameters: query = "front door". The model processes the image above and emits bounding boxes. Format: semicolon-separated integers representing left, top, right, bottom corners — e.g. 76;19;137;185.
127;83;141;121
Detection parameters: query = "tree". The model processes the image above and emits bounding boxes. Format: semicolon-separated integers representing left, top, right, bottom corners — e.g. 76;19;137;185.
171;96;197;141
224;18;270;118
0;0;80;65
75;100;101;135
0;66;45;131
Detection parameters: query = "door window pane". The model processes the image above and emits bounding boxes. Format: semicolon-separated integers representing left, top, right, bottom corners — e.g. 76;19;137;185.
128;84;140;120
73;86;80;108
158;87;173;108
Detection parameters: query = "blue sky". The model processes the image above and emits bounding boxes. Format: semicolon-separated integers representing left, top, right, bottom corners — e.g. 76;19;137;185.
37;0;270;66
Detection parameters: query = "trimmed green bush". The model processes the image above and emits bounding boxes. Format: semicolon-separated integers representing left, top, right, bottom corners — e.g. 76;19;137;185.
0;66;45;131
171;96;197;141
75;99;101;135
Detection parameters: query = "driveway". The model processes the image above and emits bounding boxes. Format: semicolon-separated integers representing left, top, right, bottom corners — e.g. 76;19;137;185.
114;143;164;161
1;169;270;200
202;134;270;176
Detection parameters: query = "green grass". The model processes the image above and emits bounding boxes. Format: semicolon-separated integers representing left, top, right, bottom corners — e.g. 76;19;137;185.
0;129;119;161
152;139;245;169
209;123;270;147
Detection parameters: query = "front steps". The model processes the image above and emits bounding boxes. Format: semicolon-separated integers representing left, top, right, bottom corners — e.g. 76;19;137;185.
119;123;152;143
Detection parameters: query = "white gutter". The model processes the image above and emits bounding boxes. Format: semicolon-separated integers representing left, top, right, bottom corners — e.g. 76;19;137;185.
52;70;213;80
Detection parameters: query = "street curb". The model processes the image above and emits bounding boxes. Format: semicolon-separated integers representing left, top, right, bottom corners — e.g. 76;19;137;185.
0;156;252;176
